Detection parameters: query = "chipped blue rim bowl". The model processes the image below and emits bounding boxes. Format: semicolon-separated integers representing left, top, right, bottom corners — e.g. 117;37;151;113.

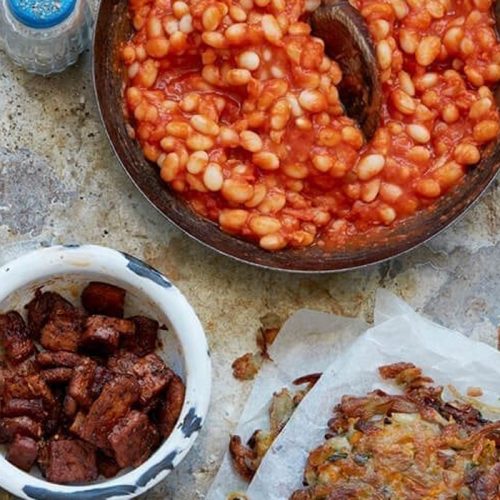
0;244;211;500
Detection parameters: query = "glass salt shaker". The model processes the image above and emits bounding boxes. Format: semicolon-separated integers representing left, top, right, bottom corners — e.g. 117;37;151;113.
0;0;93;75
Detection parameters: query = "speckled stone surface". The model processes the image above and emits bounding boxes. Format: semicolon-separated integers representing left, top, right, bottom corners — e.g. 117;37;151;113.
0;2;499;498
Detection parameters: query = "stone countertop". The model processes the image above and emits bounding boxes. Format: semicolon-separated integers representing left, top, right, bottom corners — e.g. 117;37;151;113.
0;2;499;498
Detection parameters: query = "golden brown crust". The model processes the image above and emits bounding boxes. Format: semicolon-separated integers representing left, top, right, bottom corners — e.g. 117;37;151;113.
292;362;500;500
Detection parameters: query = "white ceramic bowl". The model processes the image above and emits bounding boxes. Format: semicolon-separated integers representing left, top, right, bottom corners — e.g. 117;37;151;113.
0;244;211;500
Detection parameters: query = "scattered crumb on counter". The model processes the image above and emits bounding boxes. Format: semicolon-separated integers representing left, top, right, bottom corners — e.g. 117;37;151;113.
466;386;483;397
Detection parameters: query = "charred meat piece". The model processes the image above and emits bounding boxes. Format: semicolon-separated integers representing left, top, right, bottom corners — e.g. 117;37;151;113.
80;316;135;354
123;316;159;356
1;398;46;421
109;410;159;468
132;354;172;406
107;351;139;375
0;416;43;442
68;359;97;409
40;307;85;353
39;439;97;484
81;282;126;318
63;395;78;419
97;451;121;478
0;311;35;364
7;435;38;471
71;375;140;449
41;368;74;385
157;374;185;438
90;366;114;401
36;351;83;368
25;290;74;340
3;372;55;407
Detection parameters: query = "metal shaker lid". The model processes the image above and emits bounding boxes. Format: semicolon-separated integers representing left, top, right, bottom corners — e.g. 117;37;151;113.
7;0;77;29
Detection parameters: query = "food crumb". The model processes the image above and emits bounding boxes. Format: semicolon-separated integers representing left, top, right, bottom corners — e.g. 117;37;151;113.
232;353;262;381
466;386;483;397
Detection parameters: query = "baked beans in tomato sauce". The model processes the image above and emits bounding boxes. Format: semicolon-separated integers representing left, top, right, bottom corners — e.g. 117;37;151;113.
121;0;500;251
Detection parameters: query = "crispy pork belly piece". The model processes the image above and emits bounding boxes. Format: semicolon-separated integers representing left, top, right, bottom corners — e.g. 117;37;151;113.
1;398;46;421
107;351;139;374
40;307;85;353
0;416;43;442
90;366;114;400
132;354;172;406
68;358;97;409
7;435;38;471
41;368;74;384
71;375;140;449
25;290;74;340
80;316;135;354
63;395;78;419
81;282;126;318
109;410;159;468
39;439;97;484
96;451;121;478
157;374;185;438
123;316;159;356
0;311;35;364
3;372;55;407
36;351;83;368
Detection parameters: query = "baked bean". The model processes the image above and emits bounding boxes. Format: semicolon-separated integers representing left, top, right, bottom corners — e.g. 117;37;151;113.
473;120;500;143
415;36;441;66
469;98;492;120
391;90;416;114
187;151;209;174
298;89;328;113
377;41;393;70
361;178;381;202
253;152;280;170
379;206;397;224
225;69;251;86
240;131;263;152
245;184;267;208
166;121;192;139
416;178;441;197
357;154;386;180
454;144;480;164
186;133;214;151
159;152;180;181
259;233;287;251
249;215;282;236
203;162;224;191
399;29;419;54
398;71;415;96
282;163;309;179
407;124;430;144
219;209;249;230
442;103;460;123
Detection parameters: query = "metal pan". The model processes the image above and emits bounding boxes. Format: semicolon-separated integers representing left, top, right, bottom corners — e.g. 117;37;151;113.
93;0;500;273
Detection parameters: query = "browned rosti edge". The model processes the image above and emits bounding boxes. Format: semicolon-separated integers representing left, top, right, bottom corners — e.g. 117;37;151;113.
229;373;321;481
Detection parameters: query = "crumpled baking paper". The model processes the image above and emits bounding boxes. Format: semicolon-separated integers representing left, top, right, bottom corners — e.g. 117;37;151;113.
207;310;368;499
248;289;500;499
209;289;500;500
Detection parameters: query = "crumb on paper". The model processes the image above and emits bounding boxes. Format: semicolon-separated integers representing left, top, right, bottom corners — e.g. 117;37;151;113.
232;353;263;381
232;315;283;381
467;386;483;397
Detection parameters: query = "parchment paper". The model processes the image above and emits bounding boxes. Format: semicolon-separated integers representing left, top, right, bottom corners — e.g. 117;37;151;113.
206;310;368;499
247;289;500;499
